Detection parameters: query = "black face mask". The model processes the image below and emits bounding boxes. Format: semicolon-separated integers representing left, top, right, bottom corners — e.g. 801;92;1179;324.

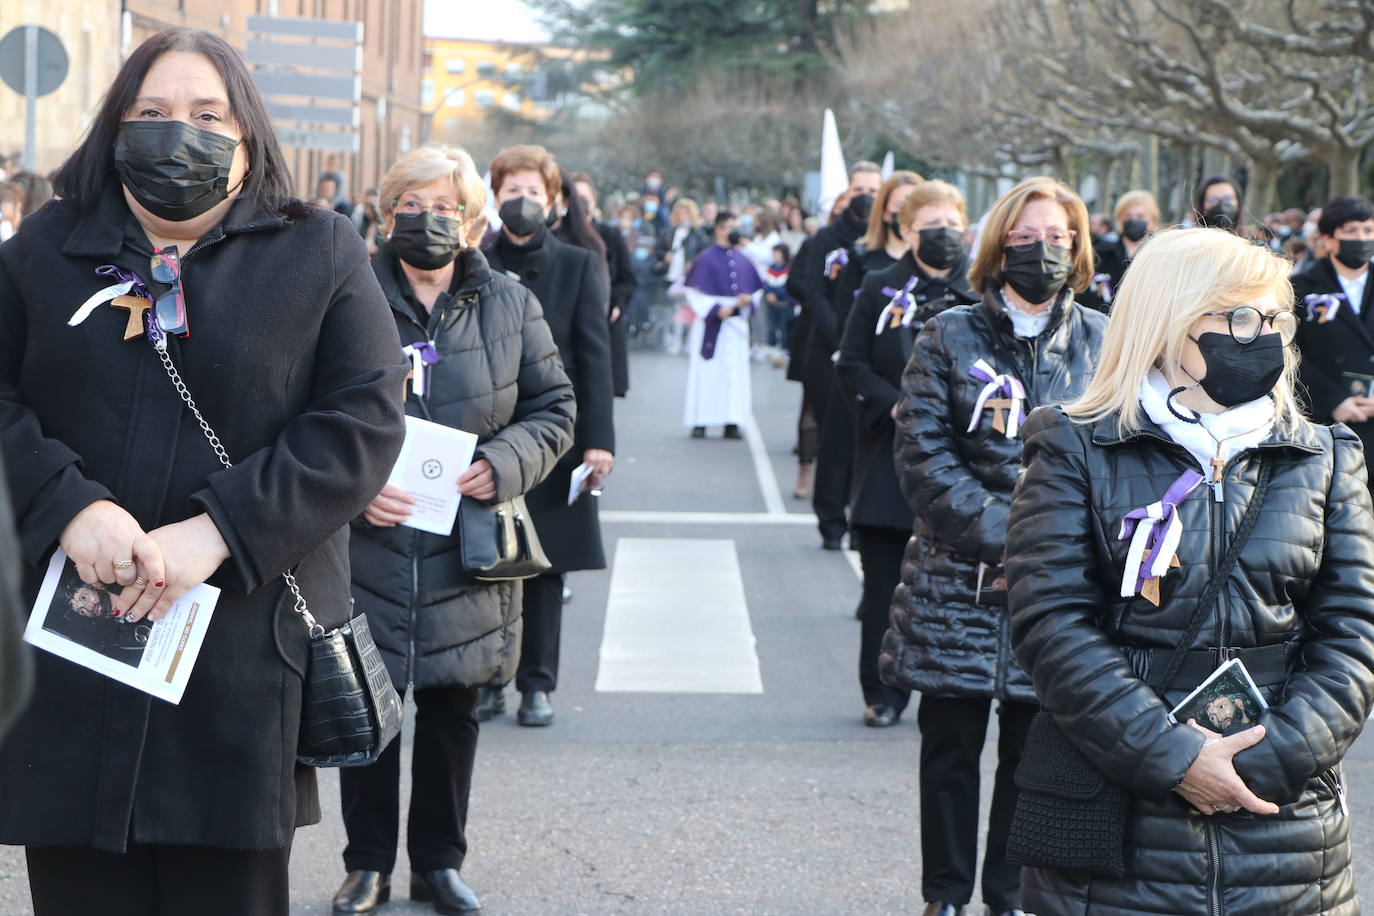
888;214;903;240
499;196;546;237
727;229;742;246
1190;332;1285;407
916;227;964;270
114;120;240;222
848;194;874;222
1335;238;1374;270
1002;241;1072;305
1199;202;1239;231
389;211;461;271
1122;219;1149;243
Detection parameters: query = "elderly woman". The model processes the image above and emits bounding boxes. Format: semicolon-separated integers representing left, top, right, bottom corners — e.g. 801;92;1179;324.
1081;189;1161;311
880;177;1106;916
0;28;406;915
331;145;575;916
1007;227;1374;915
481;144;613;728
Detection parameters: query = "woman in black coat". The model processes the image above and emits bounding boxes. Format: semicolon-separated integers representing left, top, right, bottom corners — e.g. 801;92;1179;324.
331;147;575;916
880;177;1105;916
1078;189;1159;312
570;172;637;398
836;180;977;730
0;30;407;915
482;144;614;728
1007;227;1373;915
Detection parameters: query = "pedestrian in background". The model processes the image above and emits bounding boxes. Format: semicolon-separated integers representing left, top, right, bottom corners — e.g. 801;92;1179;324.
571;172;637;398
482;144;614;728
333;145;575;916
1194;174;1244;231
881;176;1105;916
655;198;709;354
1008;227;1374;915
1080;189;1160;312
837;179;977;730
0;28;407;915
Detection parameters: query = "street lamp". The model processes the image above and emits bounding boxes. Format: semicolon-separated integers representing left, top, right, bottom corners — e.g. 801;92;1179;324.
421;78;485;144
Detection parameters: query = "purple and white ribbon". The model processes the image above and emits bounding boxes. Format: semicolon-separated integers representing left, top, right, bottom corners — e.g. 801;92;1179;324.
823;247;849;278
402;342;441;396
1092;272;1114;305
71;266;155;328
1304;292;1346;323
875;277;918;334
966;359;1027;438
1117;469;1205;599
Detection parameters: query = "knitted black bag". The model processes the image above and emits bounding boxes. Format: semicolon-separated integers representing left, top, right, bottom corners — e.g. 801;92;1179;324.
1006;456;1272;877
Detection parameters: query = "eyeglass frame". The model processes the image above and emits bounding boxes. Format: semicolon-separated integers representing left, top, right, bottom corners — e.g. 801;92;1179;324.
150;246;189;337
1004;227;1077;248
1198;306;1297;345
391;197;466;219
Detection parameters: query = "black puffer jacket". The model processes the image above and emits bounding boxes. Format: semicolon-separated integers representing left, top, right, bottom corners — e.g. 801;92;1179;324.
880;290;1106;700
351;245;575;690
1007;406;1374;915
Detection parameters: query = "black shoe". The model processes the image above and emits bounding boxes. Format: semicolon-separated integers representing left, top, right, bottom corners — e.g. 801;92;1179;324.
821;537;843;550
473;685;505;722
864;704;900;728
691;426;706;438
518;690;554;726
332;870;391;914
723;424;743;439
922;905;965;916
411;869;481;915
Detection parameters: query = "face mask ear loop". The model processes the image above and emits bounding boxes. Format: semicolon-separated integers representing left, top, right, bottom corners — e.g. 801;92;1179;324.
1166;360;1204;424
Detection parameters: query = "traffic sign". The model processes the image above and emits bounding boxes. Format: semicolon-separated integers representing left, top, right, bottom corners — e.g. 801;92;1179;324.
0;25;69;169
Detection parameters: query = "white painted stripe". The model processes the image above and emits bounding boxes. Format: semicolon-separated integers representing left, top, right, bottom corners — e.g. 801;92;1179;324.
596;538;763;694
601;510;814;526
744;412;787;515
844;548;862;581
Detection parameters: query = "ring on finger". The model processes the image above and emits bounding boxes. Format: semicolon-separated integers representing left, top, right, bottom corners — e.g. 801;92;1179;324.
113;560;134;570
134;575;148;588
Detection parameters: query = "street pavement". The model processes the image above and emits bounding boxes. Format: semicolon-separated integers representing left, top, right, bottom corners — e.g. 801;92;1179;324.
3;348;1374;914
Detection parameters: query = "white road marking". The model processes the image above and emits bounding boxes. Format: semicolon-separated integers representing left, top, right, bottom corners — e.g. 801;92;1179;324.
844;548;862;581
601;510;813;526
595;537;764;694
744;412;787;515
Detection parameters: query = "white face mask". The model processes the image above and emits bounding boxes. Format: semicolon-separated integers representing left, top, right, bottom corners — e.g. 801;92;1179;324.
0;220;12;243
1302;220;1318;239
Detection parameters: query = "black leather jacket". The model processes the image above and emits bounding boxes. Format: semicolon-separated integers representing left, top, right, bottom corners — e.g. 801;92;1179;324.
1007;405;1374;915
880;290;1106;700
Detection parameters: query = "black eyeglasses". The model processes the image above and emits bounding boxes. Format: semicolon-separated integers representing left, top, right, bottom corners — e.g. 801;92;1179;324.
150;246;189;337
1200;306;1296;345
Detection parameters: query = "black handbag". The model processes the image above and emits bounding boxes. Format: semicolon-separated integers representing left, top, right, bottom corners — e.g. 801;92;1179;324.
1006;456;1273;877
458;494;551;581
148;326;402;768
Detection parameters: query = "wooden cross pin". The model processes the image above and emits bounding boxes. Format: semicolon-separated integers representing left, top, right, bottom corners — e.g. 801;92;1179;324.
110;295;151;341
1209;457;1226;483
1139;555;1183;607
986;397;1014;434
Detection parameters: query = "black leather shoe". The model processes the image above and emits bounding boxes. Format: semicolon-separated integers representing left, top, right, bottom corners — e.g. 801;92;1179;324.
922;905;965;916
411;869;482;914
821;536;843;550
473;685;505;722
864;704;900;728
691;426;706;438
723;424;743;439
332;870;390;914
518;690;554;726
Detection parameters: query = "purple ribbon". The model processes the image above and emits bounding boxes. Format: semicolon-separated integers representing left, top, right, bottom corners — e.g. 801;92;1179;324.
1117;469;1205;597
823;247;849;278
875;277;918;334
413;341;440;365
96;264;151;300
1092;272;1114;304
1304;292;1345;323
966;359;1027;437
700;301;752;360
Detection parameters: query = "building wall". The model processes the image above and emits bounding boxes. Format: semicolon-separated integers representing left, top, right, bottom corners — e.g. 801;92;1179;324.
422;37;546;142
0;0;123;172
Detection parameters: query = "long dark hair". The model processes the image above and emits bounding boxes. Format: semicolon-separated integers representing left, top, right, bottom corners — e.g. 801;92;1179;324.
53;29;300;216
556;167;607;263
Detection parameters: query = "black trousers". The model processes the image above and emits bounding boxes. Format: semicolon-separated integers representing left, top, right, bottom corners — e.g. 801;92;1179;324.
811;370;852;542
517;571;564;693
26;842;291;916
339;685;480;874
917;694;1036;911
854;525;911;711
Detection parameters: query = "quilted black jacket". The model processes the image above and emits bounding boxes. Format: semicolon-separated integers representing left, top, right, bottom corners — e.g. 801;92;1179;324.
1006;405;1374;915
880;289;1105;700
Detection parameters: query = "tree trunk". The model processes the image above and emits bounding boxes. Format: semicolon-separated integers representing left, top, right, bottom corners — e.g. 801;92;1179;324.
1326;148;1361;197
1246;160;1278;217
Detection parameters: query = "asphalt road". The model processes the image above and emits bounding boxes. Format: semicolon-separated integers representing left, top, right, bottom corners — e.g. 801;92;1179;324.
3;349;1374;915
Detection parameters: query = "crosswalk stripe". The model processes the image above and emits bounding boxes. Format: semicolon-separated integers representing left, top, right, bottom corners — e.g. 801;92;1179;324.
595;537;764;694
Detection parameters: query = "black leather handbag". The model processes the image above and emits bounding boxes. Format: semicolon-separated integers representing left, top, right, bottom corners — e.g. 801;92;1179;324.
149;326;402;768
458;495;551;581
1006;457;1272;877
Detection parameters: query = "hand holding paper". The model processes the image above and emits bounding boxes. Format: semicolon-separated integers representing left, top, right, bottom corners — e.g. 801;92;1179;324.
383;416;479;536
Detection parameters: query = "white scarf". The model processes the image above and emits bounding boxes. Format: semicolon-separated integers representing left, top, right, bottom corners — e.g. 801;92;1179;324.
1005;296;1052;338
1139;369;1274;481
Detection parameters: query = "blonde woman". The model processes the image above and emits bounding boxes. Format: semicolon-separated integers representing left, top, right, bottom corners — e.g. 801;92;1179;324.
1007;227;1374;915
1082;189;1162;311
880;177;1105;916
334;145;576;915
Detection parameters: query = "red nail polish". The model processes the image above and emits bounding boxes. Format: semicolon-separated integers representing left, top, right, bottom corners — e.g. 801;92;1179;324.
154;580;165;589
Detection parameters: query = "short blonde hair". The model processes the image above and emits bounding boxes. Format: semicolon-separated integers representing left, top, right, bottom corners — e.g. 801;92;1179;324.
671;197;700;226
1064;227;1299;435
898;179;967;227
860;170;923;251
1114;189;1161;228
968;176;1094;294
379;145;487;244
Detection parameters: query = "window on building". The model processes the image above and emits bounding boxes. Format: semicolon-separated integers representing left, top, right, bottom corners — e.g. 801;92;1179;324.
503;91;521;110
421;79;435;106
475;89;495;108
450;89;467;107
446;58;466;74
477;61;497;78
504;61;524;77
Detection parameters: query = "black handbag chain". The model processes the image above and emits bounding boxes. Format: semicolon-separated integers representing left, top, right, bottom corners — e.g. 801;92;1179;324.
1153;454;1273;691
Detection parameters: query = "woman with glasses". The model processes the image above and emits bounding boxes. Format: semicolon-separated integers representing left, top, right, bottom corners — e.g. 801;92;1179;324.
881;176;1105;916
331;146;575;916
1007;227;1372;916
0;29;407;915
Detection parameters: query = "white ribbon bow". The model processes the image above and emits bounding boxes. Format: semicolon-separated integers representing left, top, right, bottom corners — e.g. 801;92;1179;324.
68;281;134;327
965;358;1026;439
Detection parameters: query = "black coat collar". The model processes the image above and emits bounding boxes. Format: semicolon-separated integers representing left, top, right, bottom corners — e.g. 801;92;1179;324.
61;183;286;259
1089;409;1324;455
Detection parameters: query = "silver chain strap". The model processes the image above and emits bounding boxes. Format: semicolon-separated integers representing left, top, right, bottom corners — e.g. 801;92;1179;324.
152;335;325;637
